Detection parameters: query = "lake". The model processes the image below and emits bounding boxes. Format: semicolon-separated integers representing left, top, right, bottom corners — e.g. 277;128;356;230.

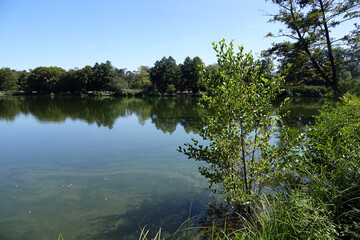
0;96;325;239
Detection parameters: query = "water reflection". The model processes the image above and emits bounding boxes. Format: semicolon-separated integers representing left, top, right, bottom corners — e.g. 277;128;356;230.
0;96;327;132
0;96;327;239
273;97;327;127
0;96;201;133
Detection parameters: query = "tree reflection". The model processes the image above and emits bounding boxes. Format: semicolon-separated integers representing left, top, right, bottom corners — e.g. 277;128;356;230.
0;96;201;132
273;97;328;128
0;96;328;134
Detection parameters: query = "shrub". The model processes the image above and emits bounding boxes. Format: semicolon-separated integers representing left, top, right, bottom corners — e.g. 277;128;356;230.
302;93;360;238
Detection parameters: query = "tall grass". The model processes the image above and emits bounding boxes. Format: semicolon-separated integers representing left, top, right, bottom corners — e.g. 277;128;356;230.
235;188;338;239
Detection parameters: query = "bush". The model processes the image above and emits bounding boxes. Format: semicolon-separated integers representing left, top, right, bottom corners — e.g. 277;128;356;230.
339;77;360;96
302;93;360;238
235;94;360;239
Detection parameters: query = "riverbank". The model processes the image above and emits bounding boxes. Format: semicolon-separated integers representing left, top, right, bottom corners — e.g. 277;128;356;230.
0;89;204;98
0;86;332;98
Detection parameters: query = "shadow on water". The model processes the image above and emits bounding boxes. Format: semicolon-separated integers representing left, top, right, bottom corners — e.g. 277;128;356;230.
83;191;209;240
273;97;330;128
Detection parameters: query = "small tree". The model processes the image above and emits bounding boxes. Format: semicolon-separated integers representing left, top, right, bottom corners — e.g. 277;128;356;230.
179;40;289;205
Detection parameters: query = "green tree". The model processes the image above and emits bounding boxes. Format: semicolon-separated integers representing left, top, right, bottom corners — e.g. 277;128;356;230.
26;66;66;93
131;66;151;89
267;0;360;92
179;57;193;92
16;71;29;91
150;56;181;93
90;61;118;91
0;68;19;91
63;68;88;93
190;56;204;92
179;40;289;205
180;57;204;93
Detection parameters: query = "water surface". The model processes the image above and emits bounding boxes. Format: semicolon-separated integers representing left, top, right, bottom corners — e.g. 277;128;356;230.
0;96;326;239
0;96;211;240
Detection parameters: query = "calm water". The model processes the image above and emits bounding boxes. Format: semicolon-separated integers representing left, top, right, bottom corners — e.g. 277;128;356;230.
0;96;326;240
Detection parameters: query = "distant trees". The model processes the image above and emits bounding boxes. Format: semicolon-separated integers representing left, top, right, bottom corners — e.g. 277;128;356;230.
90;61;118;91
149;56;205;94
17;61;131;94
0;68;19;91
26;66;66;93
131;66;151;89
179;56;204;93
1;56;208;95
63;66;92;93
149;56;181;93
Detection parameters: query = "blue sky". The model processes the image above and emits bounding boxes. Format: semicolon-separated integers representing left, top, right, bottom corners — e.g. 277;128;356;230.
0;0;288;71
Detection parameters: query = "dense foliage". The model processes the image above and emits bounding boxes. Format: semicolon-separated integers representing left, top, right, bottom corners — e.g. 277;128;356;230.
265;0;360;93
233;94;360;240
176;40;360;239
179;40;290;205
303;94;360;238
0;57;208;95
0;67;19;91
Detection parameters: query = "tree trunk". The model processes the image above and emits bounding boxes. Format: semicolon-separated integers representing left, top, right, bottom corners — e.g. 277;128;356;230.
319;0;339;92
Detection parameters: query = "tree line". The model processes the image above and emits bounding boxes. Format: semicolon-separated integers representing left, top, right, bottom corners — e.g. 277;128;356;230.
1;0;359;96
0;57;212;95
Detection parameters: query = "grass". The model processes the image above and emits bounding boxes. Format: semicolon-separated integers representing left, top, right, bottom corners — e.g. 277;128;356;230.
57;233;64;240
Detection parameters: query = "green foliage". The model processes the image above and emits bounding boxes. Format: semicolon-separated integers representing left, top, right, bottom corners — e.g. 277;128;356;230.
301;93;360;238
267;0;360;92
26;66;66;93
62;66;93;93
280;85;330;97
90;61;118;91
0;67;19;91
235;190;337;239
180;56;204;93
131;66;151;89
225;94;360;239
166;84;176;95
339;76;360;96
179;40;289;204
57;233;64;240
150;56;181;93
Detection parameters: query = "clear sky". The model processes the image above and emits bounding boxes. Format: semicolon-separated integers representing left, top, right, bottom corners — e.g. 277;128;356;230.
0;0;286;71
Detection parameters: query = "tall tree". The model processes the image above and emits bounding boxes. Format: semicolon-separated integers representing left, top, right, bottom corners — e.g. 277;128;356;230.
150;56;181;93
267;0;360;92
190;56;203;93
180;56;204;93
90;61;118;91
179;57;193;92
